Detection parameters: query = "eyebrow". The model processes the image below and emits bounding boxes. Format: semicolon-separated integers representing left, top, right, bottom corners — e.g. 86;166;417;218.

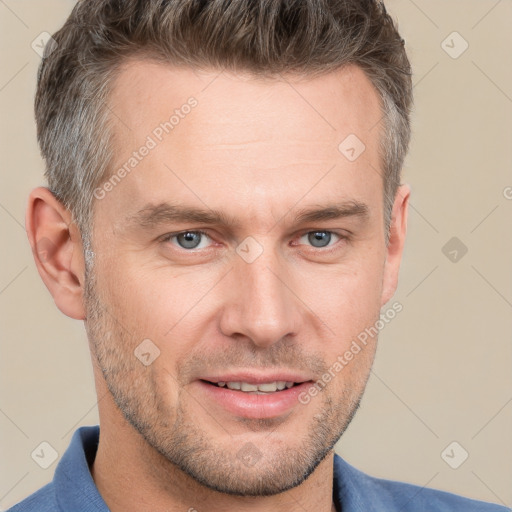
126;200;370;231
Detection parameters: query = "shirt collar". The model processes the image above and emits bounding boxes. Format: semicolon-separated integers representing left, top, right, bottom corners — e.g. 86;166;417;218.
333;452;376;511
54;426;109;511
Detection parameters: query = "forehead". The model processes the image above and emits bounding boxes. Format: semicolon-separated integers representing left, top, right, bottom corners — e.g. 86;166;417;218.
100;60;384;228
110;59;382;142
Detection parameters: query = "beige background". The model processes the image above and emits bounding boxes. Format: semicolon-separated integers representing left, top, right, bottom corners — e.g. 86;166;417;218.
1;0;511;509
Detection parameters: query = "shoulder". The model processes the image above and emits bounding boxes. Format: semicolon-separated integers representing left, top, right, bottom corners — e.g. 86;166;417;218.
6;483;57;512
6;425;103;512
333;454;509;511
366;474;508;511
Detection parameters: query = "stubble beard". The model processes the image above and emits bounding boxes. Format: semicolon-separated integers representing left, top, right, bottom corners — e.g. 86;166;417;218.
83;262;370;496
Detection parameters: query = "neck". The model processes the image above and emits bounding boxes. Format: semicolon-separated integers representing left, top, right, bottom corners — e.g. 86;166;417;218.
91;385;336;512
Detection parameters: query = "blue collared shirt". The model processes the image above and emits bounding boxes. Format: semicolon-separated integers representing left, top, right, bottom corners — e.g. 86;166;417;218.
7;426;509;511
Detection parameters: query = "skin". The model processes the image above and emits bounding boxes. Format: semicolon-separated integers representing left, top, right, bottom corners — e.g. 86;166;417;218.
26;61;409;512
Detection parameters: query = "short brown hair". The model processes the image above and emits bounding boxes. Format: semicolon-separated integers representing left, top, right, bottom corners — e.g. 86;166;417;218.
35;0;412;241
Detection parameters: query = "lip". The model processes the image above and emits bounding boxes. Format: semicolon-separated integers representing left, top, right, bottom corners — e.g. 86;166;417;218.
195;374;314;420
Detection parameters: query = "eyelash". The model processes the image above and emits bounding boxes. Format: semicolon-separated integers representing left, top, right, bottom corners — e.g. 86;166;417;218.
161;229;348;253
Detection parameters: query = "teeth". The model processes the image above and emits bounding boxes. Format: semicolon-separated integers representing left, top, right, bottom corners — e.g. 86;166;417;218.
258;382;278;392
240;382;259;392
215;381;297;392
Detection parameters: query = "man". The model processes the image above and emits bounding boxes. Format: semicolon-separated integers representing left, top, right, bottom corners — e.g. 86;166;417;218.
9;0;507;511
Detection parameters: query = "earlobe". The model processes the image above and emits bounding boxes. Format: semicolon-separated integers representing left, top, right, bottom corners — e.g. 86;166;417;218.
380;184;410;307
26;187;87;320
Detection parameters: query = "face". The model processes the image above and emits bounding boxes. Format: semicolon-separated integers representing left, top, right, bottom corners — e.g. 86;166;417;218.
84;61;403;496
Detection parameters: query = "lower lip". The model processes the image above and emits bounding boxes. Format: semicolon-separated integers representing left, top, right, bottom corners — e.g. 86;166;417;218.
195;381;313;419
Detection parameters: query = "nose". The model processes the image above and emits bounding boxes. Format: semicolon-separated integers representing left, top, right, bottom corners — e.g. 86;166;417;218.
219;248;303;348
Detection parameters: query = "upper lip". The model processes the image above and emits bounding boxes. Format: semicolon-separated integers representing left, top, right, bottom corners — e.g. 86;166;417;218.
199;371;314;384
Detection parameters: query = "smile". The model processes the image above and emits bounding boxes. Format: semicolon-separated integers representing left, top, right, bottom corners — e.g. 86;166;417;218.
206;380;297;393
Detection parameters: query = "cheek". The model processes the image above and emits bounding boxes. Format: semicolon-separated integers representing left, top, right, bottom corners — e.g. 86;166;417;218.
98;262;218;374
98;259;183;329
313;272;381;397
297;256;384;340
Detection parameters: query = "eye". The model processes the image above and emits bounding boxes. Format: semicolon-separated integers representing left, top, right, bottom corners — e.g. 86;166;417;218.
165;230;212;250
298;230;341;248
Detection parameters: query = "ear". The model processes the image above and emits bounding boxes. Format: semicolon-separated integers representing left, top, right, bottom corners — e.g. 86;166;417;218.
381;184;410;307
26;187;87;319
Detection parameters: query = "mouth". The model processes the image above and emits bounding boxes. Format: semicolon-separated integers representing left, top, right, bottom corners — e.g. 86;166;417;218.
201;379;301;394
195;374;314;419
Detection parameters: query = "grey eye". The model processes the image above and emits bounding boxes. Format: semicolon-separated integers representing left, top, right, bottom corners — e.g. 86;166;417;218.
175;231;204;249
307;231;332;248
